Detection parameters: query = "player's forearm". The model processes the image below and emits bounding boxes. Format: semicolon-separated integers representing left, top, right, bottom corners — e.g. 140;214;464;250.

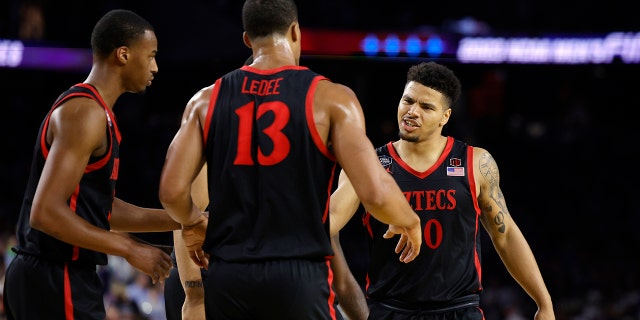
360;172;418;228
334;281;369;320
159;189;202;226
496;227;553;311
174;230;205;298
110;198;181;231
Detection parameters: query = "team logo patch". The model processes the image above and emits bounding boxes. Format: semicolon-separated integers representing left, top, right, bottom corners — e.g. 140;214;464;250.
379;155;393;168
449;158;462;167
447;157;464;176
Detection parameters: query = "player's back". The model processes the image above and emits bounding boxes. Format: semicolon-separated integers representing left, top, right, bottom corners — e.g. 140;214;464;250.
202;65;337;262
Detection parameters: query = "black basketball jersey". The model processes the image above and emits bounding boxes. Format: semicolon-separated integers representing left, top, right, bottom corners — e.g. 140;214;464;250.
14;83;120;266
202;65;338;262
364;137;482;303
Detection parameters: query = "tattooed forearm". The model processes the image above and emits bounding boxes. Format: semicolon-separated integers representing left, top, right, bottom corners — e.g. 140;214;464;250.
494;211;506;233
184;280;203;288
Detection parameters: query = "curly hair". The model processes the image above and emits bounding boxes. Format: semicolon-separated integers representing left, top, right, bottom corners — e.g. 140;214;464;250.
407;62;462;108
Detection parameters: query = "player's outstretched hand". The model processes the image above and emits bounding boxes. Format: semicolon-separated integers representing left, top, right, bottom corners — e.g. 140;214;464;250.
126;241;173;284
182;214;209;269
383;223;422;263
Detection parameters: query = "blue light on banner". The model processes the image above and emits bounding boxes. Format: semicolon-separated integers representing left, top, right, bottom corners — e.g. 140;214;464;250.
426;36;444;57
405;36;422;57
362;34;380;56
358;33;452;58
383;34;401;57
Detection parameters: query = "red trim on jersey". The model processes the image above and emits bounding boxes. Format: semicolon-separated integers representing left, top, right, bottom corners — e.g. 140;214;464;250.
325;259;339;320
84;141;112;173
240;64;309;75
386;137;454;179
467;146;483;287
365;273;370;294
306;76;336;161
203;78;222;147
69;185;81;261
362;212;373;238
40;112;52;159
63;264;74;320
322;163;338;223
40;91;97;159
78;83;122;144
40;85;117;174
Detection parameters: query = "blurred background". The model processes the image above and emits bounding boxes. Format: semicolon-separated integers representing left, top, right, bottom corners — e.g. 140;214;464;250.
1;1;639;319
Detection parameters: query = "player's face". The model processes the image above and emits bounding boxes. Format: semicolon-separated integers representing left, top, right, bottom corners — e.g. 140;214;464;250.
397;81;449;142
124;30;158;93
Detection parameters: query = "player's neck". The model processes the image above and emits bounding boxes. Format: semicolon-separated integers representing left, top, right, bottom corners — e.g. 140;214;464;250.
395;135;447;164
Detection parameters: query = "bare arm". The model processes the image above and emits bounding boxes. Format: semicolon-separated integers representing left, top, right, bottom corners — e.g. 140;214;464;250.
329;169;362;236
30;99;172;284
175;164;209;320
475;147;555;320
110;198;181;232
331;234;368;320
159;86;210;267
318;81;421;262
158;87;209;226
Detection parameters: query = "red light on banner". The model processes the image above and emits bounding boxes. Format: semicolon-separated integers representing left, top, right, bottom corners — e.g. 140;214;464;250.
300;28;455;58
301;29;370;55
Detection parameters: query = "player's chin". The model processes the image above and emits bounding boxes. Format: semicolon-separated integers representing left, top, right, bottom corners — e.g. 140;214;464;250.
132;85;150;94
399;132;419;143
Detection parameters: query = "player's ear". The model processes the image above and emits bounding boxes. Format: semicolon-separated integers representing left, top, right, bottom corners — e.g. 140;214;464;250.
440;108;452;126
116;46;129;64
290;22;300;43
243;32;252;49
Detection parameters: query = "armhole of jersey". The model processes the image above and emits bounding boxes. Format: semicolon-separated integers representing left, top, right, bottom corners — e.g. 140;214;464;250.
40;90;100;160
40;112;53;159
467;146;481;217
305;76;336;161
78;83;122;144
203;78;222;147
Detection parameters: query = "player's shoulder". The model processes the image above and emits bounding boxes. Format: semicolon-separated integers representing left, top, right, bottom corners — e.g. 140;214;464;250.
316;79;358;102
187;84;215;108
471;145;501;176
54;95;105;119
471;146;492;159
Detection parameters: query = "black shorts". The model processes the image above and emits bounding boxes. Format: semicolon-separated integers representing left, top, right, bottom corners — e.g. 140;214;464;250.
368;295;484;320
3;254;105;320
205;258;340;319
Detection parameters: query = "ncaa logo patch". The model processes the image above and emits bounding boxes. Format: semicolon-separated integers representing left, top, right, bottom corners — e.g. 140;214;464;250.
379;155;393;168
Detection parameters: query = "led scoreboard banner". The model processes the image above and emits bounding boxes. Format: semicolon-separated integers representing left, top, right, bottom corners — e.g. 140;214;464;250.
2;29;640;71
300;29;640;64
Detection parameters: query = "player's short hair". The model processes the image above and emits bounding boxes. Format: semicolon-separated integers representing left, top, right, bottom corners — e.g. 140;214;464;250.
90;9;154;58
242;0;298;39
407;62;462;108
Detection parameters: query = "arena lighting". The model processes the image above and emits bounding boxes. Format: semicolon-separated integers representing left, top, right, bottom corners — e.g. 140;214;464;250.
0;39;91;71
301;29;640;64
457;32;640;64
3;31;640;70
300;28;454;58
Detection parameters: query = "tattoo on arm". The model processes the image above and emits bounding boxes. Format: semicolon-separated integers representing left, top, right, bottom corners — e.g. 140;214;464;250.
184;280;203;288
479;152;507;233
